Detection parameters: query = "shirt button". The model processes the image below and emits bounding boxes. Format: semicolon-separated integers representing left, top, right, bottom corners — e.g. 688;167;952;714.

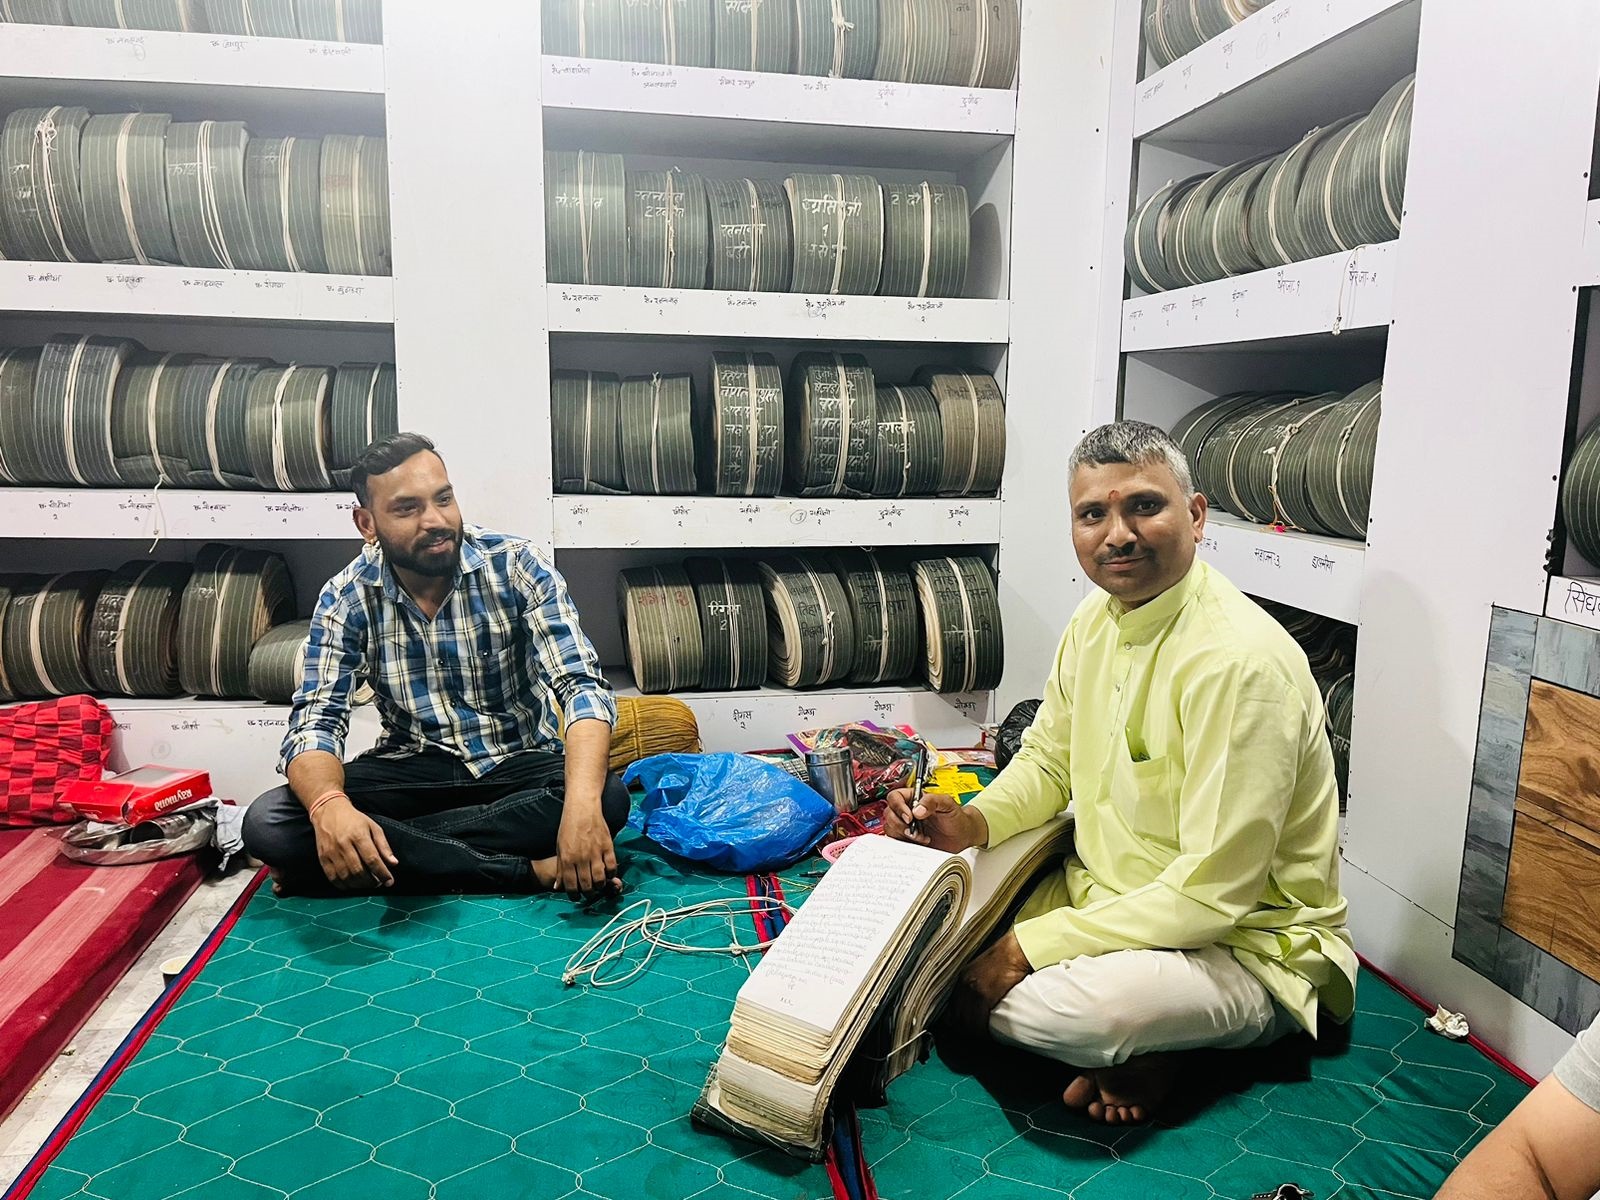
1123;642;1133;651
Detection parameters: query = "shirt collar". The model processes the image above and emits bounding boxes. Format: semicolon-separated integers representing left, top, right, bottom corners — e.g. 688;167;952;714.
1105;558;1208;640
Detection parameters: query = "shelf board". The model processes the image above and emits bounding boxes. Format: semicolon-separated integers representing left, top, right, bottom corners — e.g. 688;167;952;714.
606;668;990;750
553;495;1001;550
0;261;393;324
1122;241;1395;352
1199;512;1364;624
1582;200;1600;288
3;488;363;540
1547;576;1600;631
542;55;1014;167
0;21;383;91
1135;0;1420;149
548;285;1007;343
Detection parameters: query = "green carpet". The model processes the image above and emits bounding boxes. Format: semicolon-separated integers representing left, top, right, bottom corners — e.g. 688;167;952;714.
21;835;1527;1200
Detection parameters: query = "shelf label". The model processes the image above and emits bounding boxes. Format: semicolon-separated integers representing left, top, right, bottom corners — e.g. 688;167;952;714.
309;43;356;58
725;294;759;309
908;299;944;324
795;703;818;721
263;499;306;524
104;32;147;61
804;297;846;320
1561;579;1600;619
790;505;834;529
105;271;145;291
1200;536;1220;553
1252;548;1283;568
549;60;593;77
27;270;63;285
1274;272;1301;296
947;505;971;530
953;697;981;717
1311;555;1336;574
718;73;758;91
878;504;903;531
641;292;680;315
740;502;763;524
732;707;753;731
871;697;902;720
209;37;248;52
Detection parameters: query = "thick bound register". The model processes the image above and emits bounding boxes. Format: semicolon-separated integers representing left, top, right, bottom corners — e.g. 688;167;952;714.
695;818;1073;1159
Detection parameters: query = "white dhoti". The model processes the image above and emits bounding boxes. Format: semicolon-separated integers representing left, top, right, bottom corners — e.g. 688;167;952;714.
988;943;1299;1070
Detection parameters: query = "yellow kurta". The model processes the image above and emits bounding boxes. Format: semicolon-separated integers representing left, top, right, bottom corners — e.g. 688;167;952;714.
974;560;1357;1035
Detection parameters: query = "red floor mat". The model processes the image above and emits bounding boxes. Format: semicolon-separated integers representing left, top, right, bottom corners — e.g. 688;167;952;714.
0;827;206;1122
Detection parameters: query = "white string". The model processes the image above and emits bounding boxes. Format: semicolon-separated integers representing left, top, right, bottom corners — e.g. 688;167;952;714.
561;896;794;989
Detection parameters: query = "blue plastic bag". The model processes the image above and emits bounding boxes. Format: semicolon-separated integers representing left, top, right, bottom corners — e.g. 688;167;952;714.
624;753;834;873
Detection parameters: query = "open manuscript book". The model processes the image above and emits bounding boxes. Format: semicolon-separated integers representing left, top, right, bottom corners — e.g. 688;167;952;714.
693;817;1074;1159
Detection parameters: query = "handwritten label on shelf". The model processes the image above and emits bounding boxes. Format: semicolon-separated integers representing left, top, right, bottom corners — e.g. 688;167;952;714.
1563;579;1600;619
878;504;903;530
732;707;753;731
104;272;145;291
796;704;818;721
549;61;593;76
718;74;757;90
726;295;758;309
324;282;366;298
804;298;846;320
948;505;971;529
1252;548;1283;568
1275;272;1301;296
1311;555;1336;574
27;271;62;285
740;502;763;524
1200;536;1220;553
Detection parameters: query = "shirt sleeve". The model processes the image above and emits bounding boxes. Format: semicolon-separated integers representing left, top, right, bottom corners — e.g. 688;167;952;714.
279;583;369;773
971;621;1077;848
1555;1016;1600;1114
513;546;617;730
1011;655;1303;969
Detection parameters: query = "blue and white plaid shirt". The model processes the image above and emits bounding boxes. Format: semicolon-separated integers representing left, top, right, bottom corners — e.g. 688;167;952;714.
280;525;616;777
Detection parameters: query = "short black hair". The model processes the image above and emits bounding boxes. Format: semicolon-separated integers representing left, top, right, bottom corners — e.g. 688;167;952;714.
351;432;442;508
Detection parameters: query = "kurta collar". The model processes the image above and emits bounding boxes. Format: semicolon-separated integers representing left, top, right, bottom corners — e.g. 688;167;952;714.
1105;558;1207;641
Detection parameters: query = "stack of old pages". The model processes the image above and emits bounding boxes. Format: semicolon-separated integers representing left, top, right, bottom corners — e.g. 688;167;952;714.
695;817;1072;1158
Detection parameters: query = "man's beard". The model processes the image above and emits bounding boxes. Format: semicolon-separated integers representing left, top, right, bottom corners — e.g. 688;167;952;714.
380;527;461;577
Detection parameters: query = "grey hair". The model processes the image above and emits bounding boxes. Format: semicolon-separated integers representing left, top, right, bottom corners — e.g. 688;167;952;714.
1068;421;1195;497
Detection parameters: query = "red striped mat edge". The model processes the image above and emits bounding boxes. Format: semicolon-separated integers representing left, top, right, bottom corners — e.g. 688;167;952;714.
4;867;270;1200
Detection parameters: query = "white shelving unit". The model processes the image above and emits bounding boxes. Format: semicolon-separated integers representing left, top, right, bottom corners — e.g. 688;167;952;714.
553;495;1002;551
1095;0;1599;1076
0;261;393;324
5;489;359;541
1121;242;1395;353
547;286;1009;343
1198;514;1365;625
541;54;1017;149
0;20;385;94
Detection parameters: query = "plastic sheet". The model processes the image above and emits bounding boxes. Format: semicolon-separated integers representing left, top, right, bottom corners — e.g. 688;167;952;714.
625;753;835;873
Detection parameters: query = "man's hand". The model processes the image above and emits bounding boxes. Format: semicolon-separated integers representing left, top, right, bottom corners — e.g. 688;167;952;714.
951;931;1032;1037
885;789;987;853
311;798;397;890
556;804;619;900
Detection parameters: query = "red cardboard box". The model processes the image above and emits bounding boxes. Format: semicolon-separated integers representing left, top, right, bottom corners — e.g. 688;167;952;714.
60;766;214;827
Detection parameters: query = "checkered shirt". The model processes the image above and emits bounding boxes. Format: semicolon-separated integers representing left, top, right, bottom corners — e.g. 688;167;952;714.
280;525;616;777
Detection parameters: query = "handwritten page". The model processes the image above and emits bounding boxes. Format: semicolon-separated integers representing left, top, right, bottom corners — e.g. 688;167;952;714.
736;836;947;1034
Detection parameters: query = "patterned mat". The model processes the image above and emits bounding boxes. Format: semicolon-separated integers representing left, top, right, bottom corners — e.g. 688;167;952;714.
8;835;1529;1200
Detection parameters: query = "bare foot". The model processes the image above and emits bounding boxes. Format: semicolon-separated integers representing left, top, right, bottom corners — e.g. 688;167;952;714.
269;867;285;897
1062;1055;1178;1125
531;857;559;891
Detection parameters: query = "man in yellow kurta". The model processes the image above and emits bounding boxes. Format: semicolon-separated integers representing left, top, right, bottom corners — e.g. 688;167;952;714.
888;421;1357;1124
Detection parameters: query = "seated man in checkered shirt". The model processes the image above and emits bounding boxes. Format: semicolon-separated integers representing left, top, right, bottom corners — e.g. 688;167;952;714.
243;432;627;899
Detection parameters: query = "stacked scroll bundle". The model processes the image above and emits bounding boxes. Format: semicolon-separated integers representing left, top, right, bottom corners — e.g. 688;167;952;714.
0;103;389;275
1;0;381;41
552;357;1004;499
618;551;1001;695
543;0;1019;89
1171;380;1382;542
1142;0;1274;72
546;152;971;299
0;337;396;493
0;544;315;704
1126;75;1414;292
1255;599;1356;807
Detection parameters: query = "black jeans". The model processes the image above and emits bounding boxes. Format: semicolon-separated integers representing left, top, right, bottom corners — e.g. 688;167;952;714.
242;748;631;895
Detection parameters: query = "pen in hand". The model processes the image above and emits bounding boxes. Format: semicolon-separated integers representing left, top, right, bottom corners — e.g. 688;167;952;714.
907;743;927;840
